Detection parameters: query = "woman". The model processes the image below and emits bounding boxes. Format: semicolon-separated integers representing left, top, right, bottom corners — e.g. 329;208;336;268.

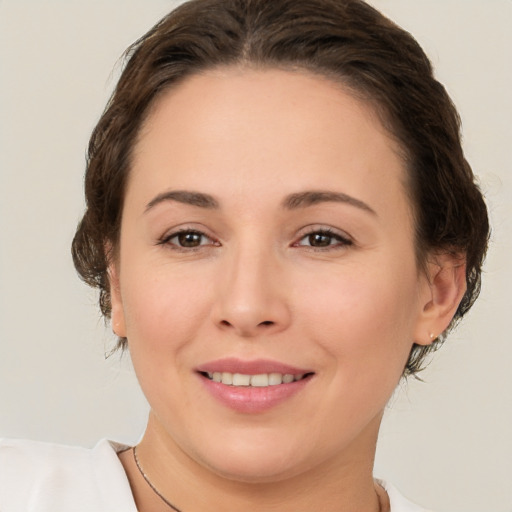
0;0;490;511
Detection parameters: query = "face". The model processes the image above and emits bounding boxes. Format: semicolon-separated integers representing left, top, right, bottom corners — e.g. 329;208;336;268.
111;68;434;482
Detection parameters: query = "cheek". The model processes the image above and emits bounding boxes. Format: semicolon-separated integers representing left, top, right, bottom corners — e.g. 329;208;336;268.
120;265;213;354
119;268;216;411
296;259;421;370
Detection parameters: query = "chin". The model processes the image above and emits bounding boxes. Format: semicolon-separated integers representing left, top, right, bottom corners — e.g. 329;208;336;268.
202;455;308;484
185;429;322;484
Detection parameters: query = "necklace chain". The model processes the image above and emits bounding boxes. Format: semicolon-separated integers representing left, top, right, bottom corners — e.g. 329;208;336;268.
132;446;384;512
133;446;183;512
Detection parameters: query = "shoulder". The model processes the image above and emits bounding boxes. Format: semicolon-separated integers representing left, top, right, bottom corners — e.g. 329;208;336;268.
379;480;434;512
0;438;137;512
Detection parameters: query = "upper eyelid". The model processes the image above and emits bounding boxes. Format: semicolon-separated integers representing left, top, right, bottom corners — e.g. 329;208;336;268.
289;229;354;252
296;234;351;246
296;225;352;241
160;223;213;237
160;227;218;245
157;224;353;246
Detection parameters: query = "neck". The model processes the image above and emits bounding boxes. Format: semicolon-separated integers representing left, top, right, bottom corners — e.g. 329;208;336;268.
121;412;384;512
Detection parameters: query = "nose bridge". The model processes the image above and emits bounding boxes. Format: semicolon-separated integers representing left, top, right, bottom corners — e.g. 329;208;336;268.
214;235;290;336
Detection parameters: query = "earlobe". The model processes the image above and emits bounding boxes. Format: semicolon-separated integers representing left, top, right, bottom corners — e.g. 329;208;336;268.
107;259;127;338
414;254;467;346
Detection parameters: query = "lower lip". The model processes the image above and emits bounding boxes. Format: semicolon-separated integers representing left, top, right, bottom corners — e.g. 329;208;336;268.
198;374;313;414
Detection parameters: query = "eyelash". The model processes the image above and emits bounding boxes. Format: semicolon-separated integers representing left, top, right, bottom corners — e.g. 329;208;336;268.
158;229;219;251
158;227;353;252
293;228;353;251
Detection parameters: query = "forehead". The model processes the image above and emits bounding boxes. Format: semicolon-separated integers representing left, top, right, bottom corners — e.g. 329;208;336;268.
129;67;410;220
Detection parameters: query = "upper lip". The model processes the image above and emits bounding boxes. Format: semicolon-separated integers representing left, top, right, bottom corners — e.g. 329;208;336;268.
196;358;313;375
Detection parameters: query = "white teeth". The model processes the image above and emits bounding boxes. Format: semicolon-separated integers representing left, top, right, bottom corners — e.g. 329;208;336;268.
232;373;251;386
221;372;233;385
268;373;283;386
206;371;307;387
250;374;269;387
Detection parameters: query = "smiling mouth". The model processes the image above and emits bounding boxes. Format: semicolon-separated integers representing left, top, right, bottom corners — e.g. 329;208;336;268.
200;371;314;387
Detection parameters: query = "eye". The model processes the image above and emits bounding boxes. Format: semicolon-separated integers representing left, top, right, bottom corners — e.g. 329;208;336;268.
160;229;217;249
295;229;352;249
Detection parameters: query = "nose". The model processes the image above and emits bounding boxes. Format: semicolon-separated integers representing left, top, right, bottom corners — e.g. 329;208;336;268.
212;244;292;338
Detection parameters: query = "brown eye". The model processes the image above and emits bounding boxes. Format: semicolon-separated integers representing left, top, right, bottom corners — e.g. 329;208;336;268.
308;233;333;247
161;229;214;249
177;232;204;247
296;229;352;249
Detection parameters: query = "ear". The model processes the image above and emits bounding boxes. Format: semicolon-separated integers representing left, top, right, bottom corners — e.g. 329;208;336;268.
414;253;467;346
106;246;127;338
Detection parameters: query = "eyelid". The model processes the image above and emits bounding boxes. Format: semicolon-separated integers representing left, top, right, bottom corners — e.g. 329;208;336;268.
156;224;352;250
158;226;220;248
293;225;353;248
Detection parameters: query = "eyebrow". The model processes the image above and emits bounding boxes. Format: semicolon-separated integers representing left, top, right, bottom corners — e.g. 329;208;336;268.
145;190;219;212
282;190;376;215
144;189;375;215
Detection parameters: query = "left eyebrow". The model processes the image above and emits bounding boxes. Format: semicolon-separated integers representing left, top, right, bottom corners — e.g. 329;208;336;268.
282;190;377;215
145;190;220;212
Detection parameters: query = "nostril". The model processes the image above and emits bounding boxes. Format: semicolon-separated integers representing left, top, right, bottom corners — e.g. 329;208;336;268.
216;318;279;334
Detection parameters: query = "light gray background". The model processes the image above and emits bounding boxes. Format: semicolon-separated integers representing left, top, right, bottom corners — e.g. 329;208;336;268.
0;2;511;511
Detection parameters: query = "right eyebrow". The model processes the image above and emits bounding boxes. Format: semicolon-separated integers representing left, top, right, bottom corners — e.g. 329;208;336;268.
144;190;220;213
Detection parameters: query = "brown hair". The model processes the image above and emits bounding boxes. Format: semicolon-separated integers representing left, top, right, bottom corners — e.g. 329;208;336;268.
72;0;489;376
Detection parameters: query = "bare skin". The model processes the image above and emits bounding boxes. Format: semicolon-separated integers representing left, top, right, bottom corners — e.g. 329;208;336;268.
119;444;391;512
112;68;466;511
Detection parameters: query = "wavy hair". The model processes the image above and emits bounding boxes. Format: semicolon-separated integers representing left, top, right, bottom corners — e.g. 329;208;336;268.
72;0;489;376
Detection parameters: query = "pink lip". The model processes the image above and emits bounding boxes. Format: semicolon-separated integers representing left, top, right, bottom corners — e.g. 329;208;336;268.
196;358;314;414
196;358;312;376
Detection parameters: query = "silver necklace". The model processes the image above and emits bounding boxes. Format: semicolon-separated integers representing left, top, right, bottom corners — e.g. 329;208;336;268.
133;446;385;512
133;446;183;512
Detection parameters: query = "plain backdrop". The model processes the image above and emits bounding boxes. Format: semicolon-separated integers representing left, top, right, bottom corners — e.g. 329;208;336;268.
0;1;511;511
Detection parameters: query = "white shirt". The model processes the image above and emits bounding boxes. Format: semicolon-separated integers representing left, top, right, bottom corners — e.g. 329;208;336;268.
0;438;431;511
